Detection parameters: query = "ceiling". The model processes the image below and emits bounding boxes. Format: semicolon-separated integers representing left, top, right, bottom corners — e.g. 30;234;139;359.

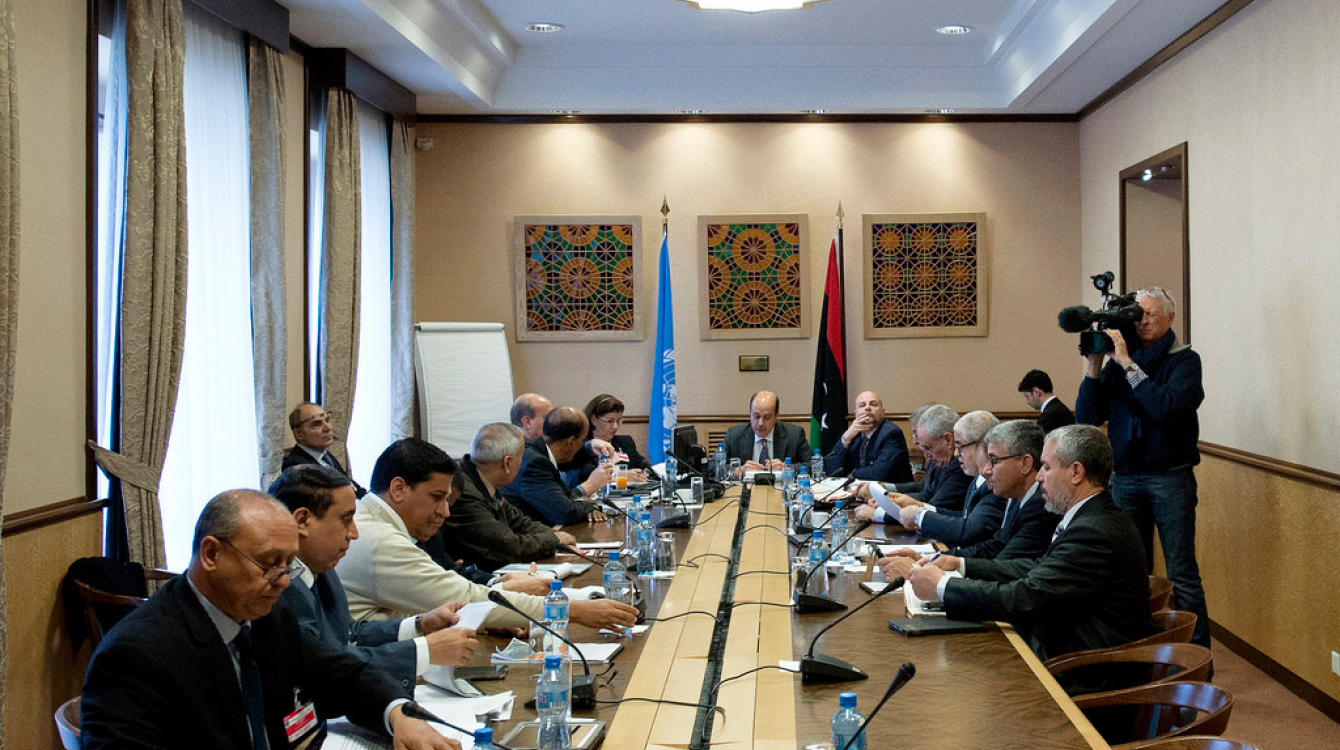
281;0;1229;116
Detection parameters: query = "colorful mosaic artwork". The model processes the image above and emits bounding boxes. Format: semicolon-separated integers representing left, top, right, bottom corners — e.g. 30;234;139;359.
703;219;805;334
520;222;638;336
866;216;985;336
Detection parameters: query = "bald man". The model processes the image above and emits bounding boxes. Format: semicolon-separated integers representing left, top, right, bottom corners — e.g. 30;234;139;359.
822;390;913;482
723;391;812;472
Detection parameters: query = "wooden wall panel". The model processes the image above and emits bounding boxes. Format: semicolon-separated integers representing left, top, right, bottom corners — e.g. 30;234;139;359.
3;511;103;750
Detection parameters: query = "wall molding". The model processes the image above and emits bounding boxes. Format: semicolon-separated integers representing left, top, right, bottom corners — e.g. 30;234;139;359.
2;497;105;537
617;411;1037;425
1199;441;1340;492
1211;620;1340;724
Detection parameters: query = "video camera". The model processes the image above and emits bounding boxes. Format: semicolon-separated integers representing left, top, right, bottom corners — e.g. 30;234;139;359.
1057;272;1142;356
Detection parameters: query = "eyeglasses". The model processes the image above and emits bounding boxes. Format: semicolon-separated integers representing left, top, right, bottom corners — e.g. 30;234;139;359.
985;453;1026;469
597;415;624;426
296;411;333;429
216;537;301;583
954;440;980;451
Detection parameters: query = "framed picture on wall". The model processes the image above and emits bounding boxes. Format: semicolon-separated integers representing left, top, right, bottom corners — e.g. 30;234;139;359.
698;214;810;340
513;216;644;341
863;212;989;339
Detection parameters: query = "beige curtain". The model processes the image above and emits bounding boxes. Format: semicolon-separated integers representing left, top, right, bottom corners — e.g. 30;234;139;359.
0;0;20;728
248;39;286;487
389;120;415;441
319;89;361;470
90;0;188;568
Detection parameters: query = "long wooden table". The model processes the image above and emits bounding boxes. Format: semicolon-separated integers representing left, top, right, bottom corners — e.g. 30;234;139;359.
470;483;1110;749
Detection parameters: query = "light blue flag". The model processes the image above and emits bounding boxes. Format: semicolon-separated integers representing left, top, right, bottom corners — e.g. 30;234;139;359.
648;232;677;464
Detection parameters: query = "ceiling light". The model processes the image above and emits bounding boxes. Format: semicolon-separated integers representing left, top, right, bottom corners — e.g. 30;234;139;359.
551;110;580;115
938;108;955;114
935;25;972;35
1142;169;1153;181
524;22;565;33
802;109;827;114
678;110;705;114
683;0;830;12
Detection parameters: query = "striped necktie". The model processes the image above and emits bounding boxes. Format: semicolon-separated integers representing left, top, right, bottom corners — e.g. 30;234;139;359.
233;625;269;750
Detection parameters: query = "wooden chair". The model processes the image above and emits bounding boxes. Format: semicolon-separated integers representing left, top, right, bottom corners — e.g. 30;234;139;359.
1043;611;1198;671
1149;575;1174;613
1125;736;1261;750
54;695;80;750
73;567;177;647
1073;681;1233;749
1046;643;1212;697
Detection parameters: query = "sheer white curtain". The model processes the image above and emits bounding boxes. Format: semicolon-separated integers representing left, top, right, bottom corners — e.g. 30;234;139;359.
346;101;391;486
158;6;258;568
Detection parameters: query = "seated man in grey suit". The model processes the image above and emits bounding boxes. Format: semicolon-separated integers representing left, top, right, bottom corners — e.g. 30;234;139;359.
81;489;457;750
502;407;615;525
854;404;971;516
893;410;1005;547
907;425;1158;662
724;390;812;473
268;465;478;693
282;402;367;498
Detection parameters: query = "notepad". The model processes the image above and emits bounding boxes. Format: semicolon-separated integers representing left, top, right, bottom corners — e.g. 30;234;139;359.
491;641;624;664
495;562;592;579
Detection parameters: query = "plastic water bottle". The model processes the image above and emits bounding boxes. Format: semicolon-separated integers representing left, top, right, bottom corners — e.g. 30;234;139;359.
536;654;571;750
807;529;829;596
624;495;644;556
603;551;633;638
713;442;727;481
798;476;815;528
810;454;826;481
780;458;795;493
831;500;852;564
831;692;866;750
543;579;569;656
636;510;655;576
473;727;495;750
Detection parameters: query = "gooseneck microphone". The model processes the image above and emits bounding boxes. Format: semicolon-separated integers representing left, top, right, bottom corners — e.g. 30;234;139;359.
556;543;606;567
400;703;517;750
485;590;598;709
794;519;873;614
837;662;917;750
793;477;857;538
799;577;904;683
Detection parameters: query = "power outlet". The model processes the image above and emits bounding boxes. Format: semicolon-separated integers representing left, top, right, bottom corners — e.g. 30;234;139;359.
1332;651;1340;677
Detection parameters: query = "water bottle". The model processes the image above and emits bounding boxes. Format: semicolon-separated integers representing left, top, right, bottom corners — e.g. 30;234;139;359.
636;510;655;576
830;692;866;750
536;654;571;750
597;456;613;502
661;455;679;503
543;579;570;657
810;454;825;481
473;727;495;750
831;500;852;564
624;495;644;556
798;476;815;528
603;551;633;638
807;529;828;596
780;458;795;493
714;442;727;481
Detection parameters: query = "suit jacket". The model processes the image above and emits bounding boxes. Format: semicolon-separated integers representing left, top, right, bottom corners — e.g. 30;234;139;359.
282;445;368;498
903;457;972;513
273;568;417;692
944;491;1158;661
823;420;914;483
723;421;812;466
81;576;401;750
1038;398;1076;433
339;495;542;630
918;477;1007;547
566;434;652;485
501;438;597;525
430;455;561;571
950;482;1059;561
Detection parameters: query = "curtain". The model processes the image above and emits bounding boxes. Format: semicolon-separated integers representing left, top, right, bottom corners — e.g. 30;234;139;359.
346;102;390;486
89;0;188;569
0;0;20;729
389;120;415;441
248;38;287;487
319;89;361;472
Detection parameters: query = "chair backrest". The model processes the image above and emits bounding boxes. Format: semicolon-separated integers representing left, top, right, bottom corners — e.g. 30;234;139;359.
64;558;177;647
1074;681;1234;748
54;695;80;750
1124;735;1261;750
1149;575;1174;613
1043;611;1199;672
1046;642;1213;696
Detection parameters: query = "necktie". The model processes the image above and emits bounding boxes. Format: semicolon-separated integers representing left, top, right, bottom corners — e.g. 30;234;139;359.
321;453;339;472
309;578;329;638
1000;499;1017;534
858;433;870;466
1051;524;1065;544
758;439;770;465
233;625;269;750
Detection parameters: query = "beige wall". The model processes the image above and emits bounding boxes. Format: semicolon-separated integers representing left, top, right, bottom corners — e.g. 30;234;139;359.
1080;0;1340;700
414;121;1082;420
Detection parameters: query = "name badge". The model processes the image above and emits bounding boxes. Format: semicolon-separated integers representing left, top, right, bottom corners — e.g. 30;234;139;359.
283;702;318;744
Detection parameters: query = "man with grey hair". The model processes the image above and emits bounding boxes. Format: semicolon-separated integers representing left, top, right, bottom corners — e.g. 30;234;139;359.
894;411;1006;547
423;422;577;571
854;404;970;519
1075;285;1209;647
907;425;1158;662
82;490;460;750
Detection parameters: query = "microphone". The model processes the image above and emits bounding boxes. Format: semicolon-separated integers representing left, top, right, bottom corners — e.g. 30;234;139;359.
794;519;873;614
486;590;598;709
837;662;917;750
792;478;856;540
800;577;904;683
655;478;696;530
556;543;606;567
400;703;517;750
1057;305;1094;333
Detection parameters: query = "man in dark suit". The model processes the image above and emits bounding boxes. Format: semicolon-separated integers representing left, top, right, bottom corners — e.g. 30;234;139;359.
823;390;914;483
282;402;367;497
908;425;1158;662
268;466;478;692
81;489;458;750
894;410;1005;548
855;404;971;518
724;390;812;472
429;422;576;571
1019;369;1076;433
502;406;615;525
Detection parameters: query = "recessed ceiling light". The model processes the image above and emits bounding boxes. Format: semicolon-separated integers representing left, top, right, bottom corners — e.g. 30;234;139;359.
678;110;705;115
525;22;565;33
935;25;972;35
689;1;814;12
938;108;955;114
551;110;580;115
802;109;827;114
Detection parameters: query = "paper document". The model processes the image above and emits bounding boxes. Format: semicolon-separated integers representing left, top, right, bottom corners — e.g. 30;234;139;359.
904;570;962;616
492;641;624;664
420;666;481;696
495;562;591;579
563;585;607;600
576;541;622;550
814;478;850;493
877;543;938;558
860;579;903;595
451;601;494;631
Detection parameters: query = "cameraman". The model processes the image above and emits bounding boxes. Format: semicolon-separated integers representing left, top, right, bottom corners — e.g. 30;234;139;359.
1074;286;1209;648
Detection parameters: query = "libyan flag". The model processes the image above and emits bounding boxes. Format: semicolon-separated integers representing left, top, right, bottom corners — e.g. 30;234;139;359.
810;235;847;455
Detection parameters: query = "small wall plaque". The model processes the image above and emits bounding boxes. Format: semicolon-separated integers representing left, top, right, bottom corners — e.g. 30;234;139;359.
738;355;770;372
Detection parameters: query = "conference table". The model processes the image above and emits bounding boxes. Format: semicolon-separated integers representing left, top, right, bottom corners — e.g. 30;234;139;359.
463;483;1110;750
